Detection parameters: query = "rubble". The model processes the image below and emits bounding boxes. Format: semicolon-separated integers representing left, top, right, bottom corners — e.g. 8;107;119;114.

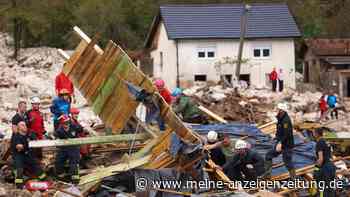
0;27;349;197
0;32;100;137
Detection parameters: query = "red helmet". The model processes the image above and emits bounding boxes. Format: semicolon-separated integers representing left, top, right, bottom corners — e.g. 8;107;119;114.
59;115;70;124
154;79;165;89
70;108;80;114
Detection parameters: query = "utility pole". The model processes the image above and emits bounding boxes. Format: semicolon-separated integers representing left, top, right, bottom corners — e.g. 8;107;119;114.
235;4;251;82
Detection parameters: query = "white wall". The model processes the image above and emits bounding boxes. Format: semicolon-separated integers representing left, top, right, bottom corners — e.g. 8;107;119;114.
177;39;296;89
150;22;178;89
150;22;296;89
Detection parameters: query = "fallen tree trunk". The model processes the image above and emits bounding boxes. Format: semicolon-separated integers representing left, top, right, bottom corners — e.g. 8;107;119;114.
29;133;150;148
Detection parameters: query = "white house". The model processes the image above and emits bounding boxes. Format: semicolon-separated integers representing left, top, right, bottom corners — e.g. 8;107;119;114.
144;4;300;89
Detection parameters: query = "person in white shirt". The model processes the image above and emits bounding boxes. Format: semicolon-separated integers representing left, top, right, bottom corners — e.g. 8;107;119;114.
278;68;284;92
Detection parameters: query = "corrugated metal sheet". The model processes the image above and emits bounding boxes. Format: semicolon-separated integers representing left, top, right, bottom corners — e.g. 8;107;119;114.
160;4;300;39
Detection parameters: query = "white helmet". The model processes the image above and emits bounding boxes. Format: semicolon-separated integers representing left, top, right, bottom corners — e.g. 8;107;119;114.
207;131;218;143
235;140;248;150
30;96;41;104
277;102;288;111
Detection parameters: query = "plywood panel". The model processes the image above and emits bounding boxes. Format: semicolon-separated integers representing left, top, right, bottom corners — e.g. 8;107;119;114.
62;27;201;144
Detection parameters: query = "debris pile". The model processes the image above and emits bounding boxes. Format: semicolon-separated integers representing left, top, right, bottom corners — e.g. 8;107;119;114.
0;27;349;197
185;85;271;124
184;83;349;128
0;33;100;136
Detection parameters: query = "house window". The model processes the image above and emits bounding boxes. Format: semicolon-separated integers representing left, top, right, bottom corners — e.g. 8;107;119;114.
197;46;216;59
198;51;206;58
263;49;270;57
160;52;163;71
207;51;215;58
253;49;261;57
253;46;271;58
194;75;207;81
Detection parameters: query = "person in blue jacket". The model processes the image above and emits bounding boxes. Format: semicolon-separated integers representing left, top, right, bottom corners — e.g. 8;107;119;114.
327;92;338;120
50;89;71;129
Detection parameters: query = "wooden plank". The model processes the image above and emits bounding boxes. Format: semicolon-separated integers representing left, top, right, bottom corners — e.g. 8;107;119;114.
29;133;150;148
79;42;118;95
57;49;70;60
88;46;124;104
73;26;103;54
79;155;151;185
69;34;101;87
198;105;228;123
63;40;88;75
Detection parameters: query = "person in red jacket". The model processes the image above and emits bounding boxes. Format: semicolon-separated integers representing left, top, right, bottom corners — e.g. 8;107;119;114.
269;68;278;92
319;94;328;122
55;70;74;101
27;96;46;160
70;108;91;169
154;79;172;104
150;79;171;131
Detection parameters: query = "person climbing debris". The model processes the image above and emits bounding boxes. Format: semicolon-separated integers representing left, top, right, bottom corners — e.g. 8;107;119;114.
70;108;91;169
54;115;81;184
11;121;46;189
11;101;28;134
218;140;265;182
154;79;172;104
264;102;296;179
204;131;226;166
152;79;172;131
27;96;46;160
51;89;71;129
55;69;74;102
172;88;208;124
327;92;338;120
313;128;336;197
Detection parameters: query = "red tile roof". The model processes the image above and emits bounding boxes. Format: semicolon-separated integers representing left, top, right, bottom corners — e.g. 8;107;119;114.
305;39;350;56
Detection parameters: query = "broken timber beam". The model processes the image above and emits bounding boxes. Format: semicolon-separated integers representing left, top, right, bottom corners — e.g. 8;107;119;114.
198;105;227;123
29;133;150;148
79;155;151;185
73;26;104;54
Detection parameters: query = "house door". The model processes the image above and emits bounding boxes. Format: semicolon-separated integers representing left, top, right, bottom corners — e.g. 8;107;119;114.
239;74;250;86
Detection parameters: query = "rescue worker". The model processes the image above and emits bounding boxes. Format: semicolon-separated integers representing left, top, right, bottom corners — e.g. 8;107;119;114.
151;79;172;131
70;108;91;169
219;140;265;182
27;96;46;160
264;103;296;179
172;88;207;124
154;79;172;104
51;89;71;129
54;115;81;184
327;92;338;120
11;101;28;134
205;131;226;166
55;69;74;101
313;128;336;197
11;121;46;188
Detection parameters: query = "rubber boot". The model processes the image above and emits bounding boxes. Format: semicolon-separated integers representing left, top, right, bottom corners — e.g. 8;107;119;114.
288;168;296;180
262;160;272;180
